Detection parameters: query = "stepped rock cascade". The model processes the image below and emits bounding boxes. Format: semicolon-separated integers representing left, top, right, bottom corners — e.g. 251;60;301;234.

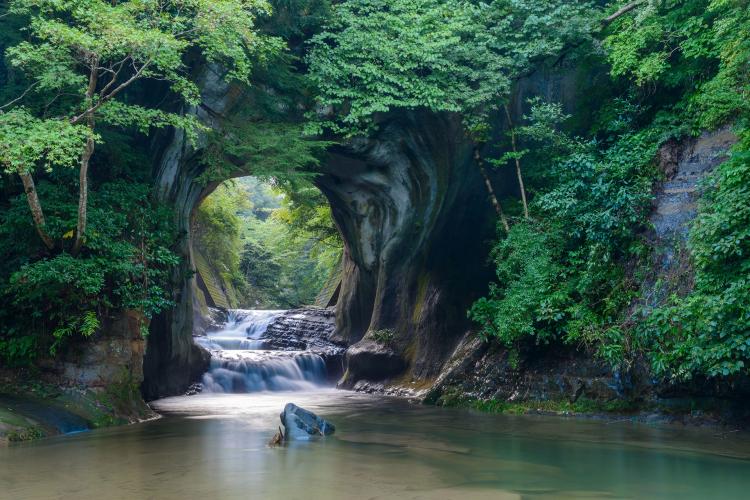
196;308;343;393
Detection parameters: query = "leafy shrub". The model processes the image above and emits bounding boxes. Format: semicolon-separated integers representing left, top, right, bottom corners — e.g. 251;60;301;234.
470;122;659;358
0;180;179;365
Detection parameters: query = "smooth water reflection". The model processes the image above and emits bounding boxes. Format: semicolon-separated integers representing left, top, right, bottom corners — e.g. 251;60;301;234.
2;391;750;499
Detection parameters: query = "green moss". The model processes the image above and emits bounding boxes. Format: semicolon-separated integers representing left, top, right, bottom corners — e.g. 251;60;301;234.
411;272;430;324
7;426;45;442
435;391;640;416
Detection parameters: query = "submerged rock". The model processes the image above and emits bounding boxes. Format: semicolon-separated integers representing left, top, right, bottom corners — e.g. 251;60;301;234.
280;403;335;440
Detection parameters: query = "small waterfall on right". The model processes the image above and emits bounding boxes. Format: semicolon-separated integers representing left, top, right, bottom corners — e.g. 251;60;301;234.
195;309;338;393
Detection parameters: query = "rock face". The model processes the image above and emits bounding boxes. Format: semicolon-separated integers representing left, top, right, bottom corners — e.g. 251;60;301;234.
641;127;737;307
141;60;584;398
424;333;622;406
343;339;407;383
319;111;496;387
262;307;341;354
260;307;346;380
58;310;147;390
143;65;245;400
280;403;335;440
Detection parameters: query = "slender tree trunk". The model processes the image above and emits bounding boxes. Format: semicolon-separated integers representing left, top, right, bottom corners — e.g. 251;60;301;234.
503;105;529;220
72;58;99;255
19;172;55;250
474;147;510;233
72;134;94;255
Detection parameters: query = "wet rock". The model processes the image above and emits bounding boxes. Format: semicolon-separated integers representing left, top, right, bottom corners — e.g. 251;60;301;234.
340;339;407;386
280;403;335;440
261;307;343;354
260;307;347;380
185;383;203;396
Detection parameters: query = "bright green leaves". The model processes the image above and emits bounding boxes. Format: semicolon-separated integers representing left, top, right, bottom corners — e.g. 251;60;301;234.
0;108;92;174
306;0;597;138
603;0;749;129
469;221;566;345
602;0;750;380
3;0;278;160
470;111;660;359
0;180;180;363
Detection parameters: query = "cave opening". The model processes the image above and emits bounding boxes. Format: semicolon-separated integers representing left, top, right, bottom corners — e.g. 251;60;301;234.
191;175;343;314
183;175;347;394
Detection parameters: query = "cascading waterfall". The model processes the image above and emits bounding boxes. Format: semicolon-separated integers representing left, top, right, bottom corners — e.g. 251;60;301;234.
197;310;329;393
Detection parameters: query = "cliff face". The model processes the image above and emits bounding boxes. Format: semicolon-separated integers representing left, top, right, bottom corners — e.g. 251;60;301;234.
140;62;583;398
318;112;495;385
143;66;241;400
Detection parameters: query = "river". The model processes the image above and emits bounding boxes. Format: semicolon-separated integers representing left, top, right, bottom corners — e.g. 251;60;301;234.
2;390;750;499
2;310;750;499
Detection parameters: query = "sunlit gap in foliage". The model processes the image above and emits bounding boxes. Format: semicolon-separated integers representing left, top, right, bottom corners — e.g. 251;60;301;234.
192;176;342;311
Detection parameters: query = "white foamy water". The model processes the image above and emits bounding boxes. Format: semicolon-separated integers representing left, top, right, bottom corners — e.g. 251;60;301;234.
196;309;329;393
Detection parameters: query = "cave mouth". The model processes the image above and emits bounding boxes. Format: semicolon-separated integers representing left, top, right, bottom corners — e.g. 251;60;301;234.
186;175;345;394
191;175;343;316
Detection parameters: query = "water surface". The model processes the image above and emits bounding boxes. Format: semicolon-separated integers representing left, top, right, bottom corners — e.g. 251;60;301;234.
2;391;750;499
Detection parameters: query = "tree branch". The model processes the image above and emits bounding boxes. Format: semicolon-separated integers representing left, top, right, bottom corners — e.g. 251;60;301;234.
0;81;39;111
601;1;643;26
70;59;151;125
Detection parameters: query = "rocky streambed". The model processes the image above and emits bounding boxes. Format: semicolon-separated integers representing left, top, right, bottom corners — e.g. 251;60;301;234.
192;307;347;394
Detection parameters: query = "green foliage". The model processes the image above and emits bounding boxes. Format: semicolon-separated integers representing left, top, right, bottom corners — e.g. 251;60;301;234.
195;177;341;309
0;108;91;174
470;222;564;345
370;328;395;346
194;182;250;296
306;0;597;138
2;0;278;158
601;0;750;380
0;181;179;365
472;0;750;382
240;182;341;307
198;120;329;186
471;101;661;361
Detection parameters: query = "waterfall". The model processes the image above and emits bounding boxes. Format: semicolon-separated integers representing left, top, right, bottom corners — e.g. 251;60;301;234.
197;309;329;393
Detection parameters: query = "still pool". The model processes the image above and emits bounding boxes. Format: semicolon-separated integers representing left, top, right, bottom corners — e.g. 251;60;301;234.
2;390;750;499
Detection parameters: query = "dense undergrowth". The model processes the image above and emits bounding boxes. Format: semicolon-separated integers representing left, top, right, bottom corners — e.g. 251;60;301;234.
0;0;748;393
470;0;750;383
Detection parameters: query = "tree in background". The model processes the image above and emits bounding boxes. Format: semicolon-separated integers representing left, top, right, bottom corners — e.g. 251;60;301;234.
306;0;597;229
0;0;278;253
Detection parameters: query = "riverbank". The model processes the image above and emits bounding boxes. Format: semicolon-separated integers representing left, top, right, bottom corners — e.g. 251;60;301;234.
0;370;154;445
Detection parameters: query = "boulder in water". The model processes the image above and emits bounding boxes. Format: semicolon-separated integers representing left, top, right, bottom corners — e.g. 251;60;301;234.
280;403;335;440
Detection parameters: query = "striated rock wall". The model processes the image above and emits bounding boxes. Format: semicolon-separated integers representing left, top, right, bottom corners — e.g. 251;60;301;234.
58;310;147;390
319;110;495;386
143;66;243;399
260;307;345;379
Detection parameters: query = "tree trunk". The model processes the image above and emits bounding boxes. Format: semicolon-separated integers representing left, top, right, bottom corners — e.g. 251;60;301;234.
72;135;94;255
19;172;55;250
474;147;510;232
504;105;529;219
72;59;99;256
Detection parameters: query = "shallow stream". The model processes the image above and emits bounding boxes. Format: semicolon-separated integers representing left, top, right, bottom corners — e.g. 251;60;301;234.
2;390;750;499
